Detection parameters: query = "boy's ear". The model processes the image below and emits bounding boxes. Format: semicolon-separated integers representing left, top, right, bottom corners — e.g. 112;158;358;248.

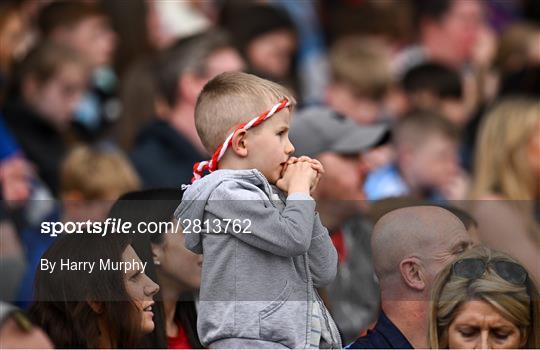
230;129;248;157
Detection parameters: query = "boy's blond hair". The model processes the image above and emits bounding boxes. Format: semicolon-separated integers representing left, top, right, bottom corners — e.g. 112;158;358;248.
61;145;141;200
330;36;392;99
195;72;296;152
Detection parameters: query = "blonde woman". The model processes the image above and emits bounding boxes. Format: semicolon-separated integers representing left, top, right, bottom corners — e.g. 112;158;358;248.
428;246;540;349
470;97;540;284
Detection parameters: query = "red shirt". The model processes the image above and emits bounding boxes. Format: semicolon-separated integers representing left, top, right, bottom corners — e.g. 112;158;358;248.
330;229;347;264
168;322;191;349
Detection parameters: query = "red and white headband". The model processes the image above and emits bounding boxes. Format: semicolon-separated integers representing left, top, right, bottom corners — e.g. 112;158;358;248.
191;98;291;183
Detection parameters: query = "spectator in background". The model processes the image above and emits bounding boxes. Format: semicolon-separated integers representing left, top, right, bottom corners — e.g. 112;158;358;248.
347;206;471;348
494;23;540;98
59;145;141;220
326;37;393;125
470;98;540;285
109;189;203;349
401;62;468;128
289;107;389;343
494;23;540;80
364;110;467;202
16;145;141;308
395;0;485;73
3;42;88;196
220;3;297;91
269;0;330;105
29;233;159;348
38;1;118;140
394;0;493;124
428;246;540;349
131;30;244;188
326;36;395;171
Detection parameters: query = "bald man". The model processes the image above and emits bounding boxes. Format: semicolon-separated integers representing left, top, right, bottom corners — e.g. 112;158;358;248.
346;206;472;349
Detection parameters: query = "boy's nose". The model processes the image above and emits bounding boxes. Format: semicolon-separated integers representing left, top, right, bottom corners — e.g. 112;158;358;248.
285;138;295;155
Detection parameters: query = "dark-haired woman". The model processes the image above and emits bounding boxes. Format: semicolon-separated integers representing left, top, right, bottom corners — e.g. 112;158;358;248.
109;189;203;349
29;233;159;348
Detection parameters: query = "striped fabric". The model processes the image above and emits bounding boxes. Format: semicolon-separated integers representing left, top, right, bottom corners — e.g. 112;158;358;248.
309;301;322;348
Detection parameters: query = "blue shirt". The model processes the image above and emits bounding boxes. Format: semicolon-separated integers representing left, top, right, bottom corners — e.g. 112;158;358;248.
345;312;413;349
0;113;20;161
364;164;409;201
364;164;446;203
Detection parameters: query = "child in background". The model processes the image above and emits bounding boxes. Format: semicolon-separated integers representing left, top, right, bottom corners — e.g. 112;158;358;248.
326;36;393;125
60;145;141;222
175;72;341;348
364;110;467;202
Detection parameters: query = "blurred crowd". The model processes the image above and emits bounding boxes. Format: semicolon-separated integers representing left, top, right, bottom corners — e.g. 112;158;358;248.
0;0;539;348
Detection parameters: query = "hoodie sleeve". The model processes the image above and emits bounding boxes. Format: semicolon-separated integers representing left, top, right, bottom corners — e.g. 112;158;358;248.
205;181;316;257
308;213;338;287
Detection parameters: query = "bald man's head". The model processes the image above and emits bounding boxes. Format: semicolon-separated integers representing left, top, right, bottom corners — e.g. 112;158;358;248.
372;206;470;292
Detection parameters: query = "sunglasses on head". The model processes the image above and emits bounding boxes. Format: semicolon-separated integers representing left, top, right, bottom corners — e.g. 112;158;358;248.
452;258;528;285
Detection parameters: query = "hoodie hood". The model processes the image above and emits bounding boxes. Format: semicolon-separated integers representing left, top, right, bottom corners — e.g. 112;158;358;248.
174;169;274;253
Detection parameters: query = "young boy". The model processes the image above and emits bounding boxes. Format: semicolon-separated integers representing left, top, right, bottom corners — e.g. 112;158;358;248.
326;37;392;125
175;72;341;348
364;110;467;201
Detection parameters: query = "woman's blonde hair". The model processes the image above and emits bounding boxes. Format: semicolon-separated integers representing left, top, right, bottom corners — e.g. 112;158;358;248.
471;98;540;200
428;246;540;349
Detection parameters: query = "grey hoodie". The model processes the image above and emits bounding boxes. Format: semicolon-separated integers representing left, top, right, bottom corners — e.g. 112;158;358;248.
175;169;341;348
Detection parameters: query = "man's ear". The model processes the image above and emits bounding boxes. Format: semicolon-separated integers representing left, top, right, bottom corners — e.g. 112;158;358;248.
230;129;248;157
399;257;426;292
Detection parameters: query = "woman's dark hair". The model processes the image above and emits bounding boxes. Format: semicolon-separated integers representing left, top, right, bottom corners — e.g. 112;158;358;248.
108;188;202;349
29;233;142;348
